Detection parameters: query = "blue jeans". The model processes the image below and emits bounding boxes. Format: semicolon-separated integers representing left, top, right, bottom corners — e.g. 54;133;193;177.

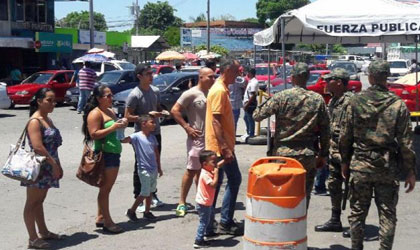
315;166;329;192
243;107;256;137
196;204;214;241
233;109;240;134
211;155;242;227
77;89;92;112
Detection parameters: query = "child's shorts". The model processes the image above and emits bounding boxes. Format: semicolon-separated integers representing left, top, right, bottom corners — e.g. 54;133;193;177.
138;169;158;197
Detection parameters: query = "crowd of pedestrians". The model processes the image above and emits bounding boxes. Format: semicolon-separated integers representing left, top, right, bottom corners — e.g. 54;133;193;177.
14;58;417;250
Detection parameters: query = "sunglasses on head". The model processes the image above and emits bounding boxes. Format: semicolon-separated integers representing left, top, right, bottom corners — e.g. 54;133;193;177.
103;93;113;98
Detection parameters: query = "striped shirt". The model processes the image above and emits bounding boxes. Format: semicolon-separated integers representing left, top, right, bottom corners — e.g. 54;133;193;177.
228;80;244;110
78;67;96;90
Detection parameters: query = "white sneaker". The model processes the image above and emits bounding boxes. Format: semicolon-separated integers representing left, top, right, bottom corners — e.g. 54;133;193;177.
136;203;145;213
241;134;249;142
152;197;164;208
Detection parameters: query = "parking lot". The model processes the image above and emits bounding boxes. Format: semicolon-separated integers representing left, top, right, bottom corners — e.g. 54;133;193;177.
1;78;420;249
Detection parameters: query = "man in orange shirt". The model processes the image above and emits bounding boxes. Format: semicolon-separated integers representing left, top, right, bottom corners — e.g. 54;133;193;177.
205;58;243;236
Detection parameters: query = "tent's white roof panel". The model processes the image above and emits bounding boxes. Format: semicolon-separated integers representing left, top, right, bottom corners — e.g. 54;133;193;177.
254;0;420;46
131;36;163;48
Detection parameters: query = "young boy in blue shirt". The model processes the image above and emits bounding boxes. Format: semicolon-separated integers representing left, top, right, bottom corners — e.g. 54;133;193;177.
123;115;163;221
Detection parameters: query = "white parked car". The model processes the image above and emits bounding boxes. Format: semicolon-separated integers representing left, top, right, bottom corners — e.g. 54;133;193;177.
338;55;366;70
73;60;136;76
0;82;12;109
388;59;411;77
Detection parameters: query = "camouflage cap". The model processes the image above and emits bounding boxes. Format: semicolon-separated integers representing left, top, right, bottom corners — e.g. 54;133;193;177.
322;68;350;81
368;60;390;76
291;62;309;76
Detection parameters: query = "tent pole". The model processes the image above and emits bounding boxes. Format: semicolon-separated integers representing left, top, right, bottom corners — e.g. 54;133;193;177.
281;17;286;89
416;36;419;126
267;47;272;153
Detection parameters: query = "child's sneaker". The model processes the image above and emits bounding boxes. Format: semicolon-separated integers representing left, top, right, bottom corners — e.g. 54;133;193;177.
125;209;138;222
143;211;157;221
175;204;187;217
193;239;210;248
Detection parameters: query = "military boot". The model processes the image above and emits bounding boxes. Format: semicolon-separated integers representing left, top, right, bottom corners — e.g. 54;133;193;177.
314;209;343;232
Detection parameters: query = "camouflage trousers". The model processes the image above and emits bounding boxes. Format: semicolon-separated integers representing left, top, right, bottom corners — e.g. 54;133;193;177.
327;161;344;212
348;171;399;250
275;154;316;209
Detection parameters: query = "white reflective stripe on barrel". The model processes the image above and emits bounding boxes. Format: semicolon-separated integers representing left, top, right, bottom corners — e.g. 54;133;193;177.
244;215;307;243
243;238;307;250
246;197;306;220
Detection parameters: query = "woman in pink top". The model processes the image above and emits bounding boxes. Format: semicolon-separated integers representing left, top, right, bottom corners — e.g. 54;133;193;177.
194;151;224;248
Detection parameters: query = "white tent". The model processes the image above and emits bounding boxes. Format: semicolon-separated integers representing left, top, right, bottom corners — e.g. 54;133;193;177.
254;0;420;46
253;0;420;149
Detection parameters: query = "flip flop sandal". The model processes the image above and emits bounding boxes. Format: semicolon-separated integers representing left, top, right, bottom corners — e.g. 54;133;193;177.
28;238;50;249
39;232;64;240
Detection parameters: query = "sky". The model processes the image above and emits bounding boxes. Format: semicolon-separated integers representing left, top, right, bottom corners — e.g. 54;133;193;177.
55;0;259;31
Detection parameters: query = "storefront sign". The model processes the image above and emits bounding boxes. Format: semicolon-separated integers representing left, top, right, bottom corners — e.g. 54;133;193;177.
79;30;106;45
11;22;54;32
35;32;73;53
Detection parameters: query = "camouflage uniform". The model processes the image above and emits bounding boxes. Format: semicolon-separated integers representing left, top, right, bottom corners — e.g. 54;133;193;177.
339;60;416;250
325;69;354;212
253;62;330;208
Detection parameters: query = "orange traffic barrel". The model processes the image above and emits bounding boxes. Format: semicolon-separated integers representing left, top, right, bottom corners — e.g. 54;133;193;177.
244;157;307;250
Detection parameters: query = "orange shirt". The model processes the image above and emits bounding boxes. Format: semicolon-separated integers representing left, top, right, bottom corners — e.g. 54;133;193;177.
205;78;235;156
195;168;216;206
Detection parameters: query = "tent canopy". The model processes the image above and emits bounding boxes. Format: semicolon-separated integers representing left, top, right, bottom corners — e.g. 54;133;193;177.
254;0;420;46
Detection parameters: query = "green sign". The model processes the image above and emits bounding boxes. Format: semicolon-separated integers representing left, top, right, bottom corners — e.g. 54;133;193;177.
35;32;73;53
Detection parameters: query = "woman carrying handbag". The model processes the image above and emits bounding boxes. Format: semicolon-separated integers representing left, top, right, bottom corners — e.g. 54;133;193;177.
82;85;127;234
23;88;64;249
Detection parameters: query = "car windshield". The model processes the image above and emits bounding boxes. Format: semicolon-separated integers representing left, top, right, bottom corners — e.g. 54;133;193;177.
256;67;274;75
22;73;53;84
389;61;407;68
307;73;320;86
152;74;182;90
97;72;122;85
331;63;357;74
118;62;135;70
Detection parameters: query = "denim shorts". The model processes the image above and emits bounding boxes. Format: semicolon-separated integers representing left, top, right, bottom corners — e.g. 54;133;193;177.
138;169;157;197
103;152;121;168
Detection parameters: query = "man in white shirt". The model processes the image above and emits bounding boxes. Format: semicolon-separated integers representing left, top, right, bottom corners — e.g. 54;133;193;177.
243;68;258;139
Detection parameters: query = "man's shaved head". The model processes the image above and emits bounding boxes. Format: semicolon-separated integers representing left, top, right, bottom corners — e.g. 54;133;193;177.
199;67;214;76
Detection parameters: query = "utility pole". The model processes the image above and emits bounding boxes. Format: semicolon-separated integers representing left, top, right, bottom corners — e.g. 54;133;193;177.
135;0;139;35
89;0;94;48
206;0;210;53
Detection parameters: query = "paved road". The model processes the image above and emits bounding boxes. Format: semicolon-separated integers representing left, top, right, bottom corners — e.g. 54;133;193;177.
0;104;419;250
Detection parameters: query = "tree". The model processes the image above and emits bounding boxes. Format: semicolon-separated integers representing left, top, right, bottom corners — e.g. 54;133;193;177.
212;14;236;21
296;44;347;54
195;44;229;56
241;18;259;24
256;0;309;25
137;1;183;33
56;11;108;31
189;13;206;23
163;26;180;47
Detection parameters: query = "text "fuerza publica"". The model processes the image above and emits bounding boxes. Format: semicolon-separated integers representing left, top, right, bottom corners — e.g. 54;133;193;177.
316;23;420;33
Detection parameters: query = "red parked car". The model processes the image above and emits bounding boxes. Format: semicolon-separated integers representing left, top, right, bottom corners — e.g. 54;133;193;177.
254;63;279;84
270;70;362;104
7;70;75;107
387;74;420;114
151;65;174;76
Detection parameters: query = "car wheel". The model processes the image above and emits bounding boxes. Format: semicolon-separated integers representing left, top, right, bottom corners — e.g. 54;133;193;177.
247;135;268;145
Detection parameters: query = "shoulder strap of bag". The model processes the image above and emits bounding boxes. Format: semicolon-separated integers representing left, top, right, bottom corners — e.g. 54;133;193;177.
15;118;44;153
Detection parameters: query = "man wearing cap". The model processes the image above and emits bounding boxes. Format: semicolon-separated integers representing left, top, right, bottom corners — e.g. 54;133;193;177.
253;62;330;208
315;68;353;233
339;60;416;250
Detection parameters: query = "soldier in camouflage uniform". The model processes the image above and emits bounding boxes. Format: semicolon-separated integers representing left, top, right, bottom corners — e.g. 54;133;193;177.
315;68;353;232
339;60;416;250
253;62;330;208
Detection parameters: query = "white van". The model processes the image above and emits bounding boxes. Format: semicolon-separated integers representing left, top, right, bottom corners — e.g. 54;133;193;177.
338;55;366;70
387;59;411;77
73;60;136;76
